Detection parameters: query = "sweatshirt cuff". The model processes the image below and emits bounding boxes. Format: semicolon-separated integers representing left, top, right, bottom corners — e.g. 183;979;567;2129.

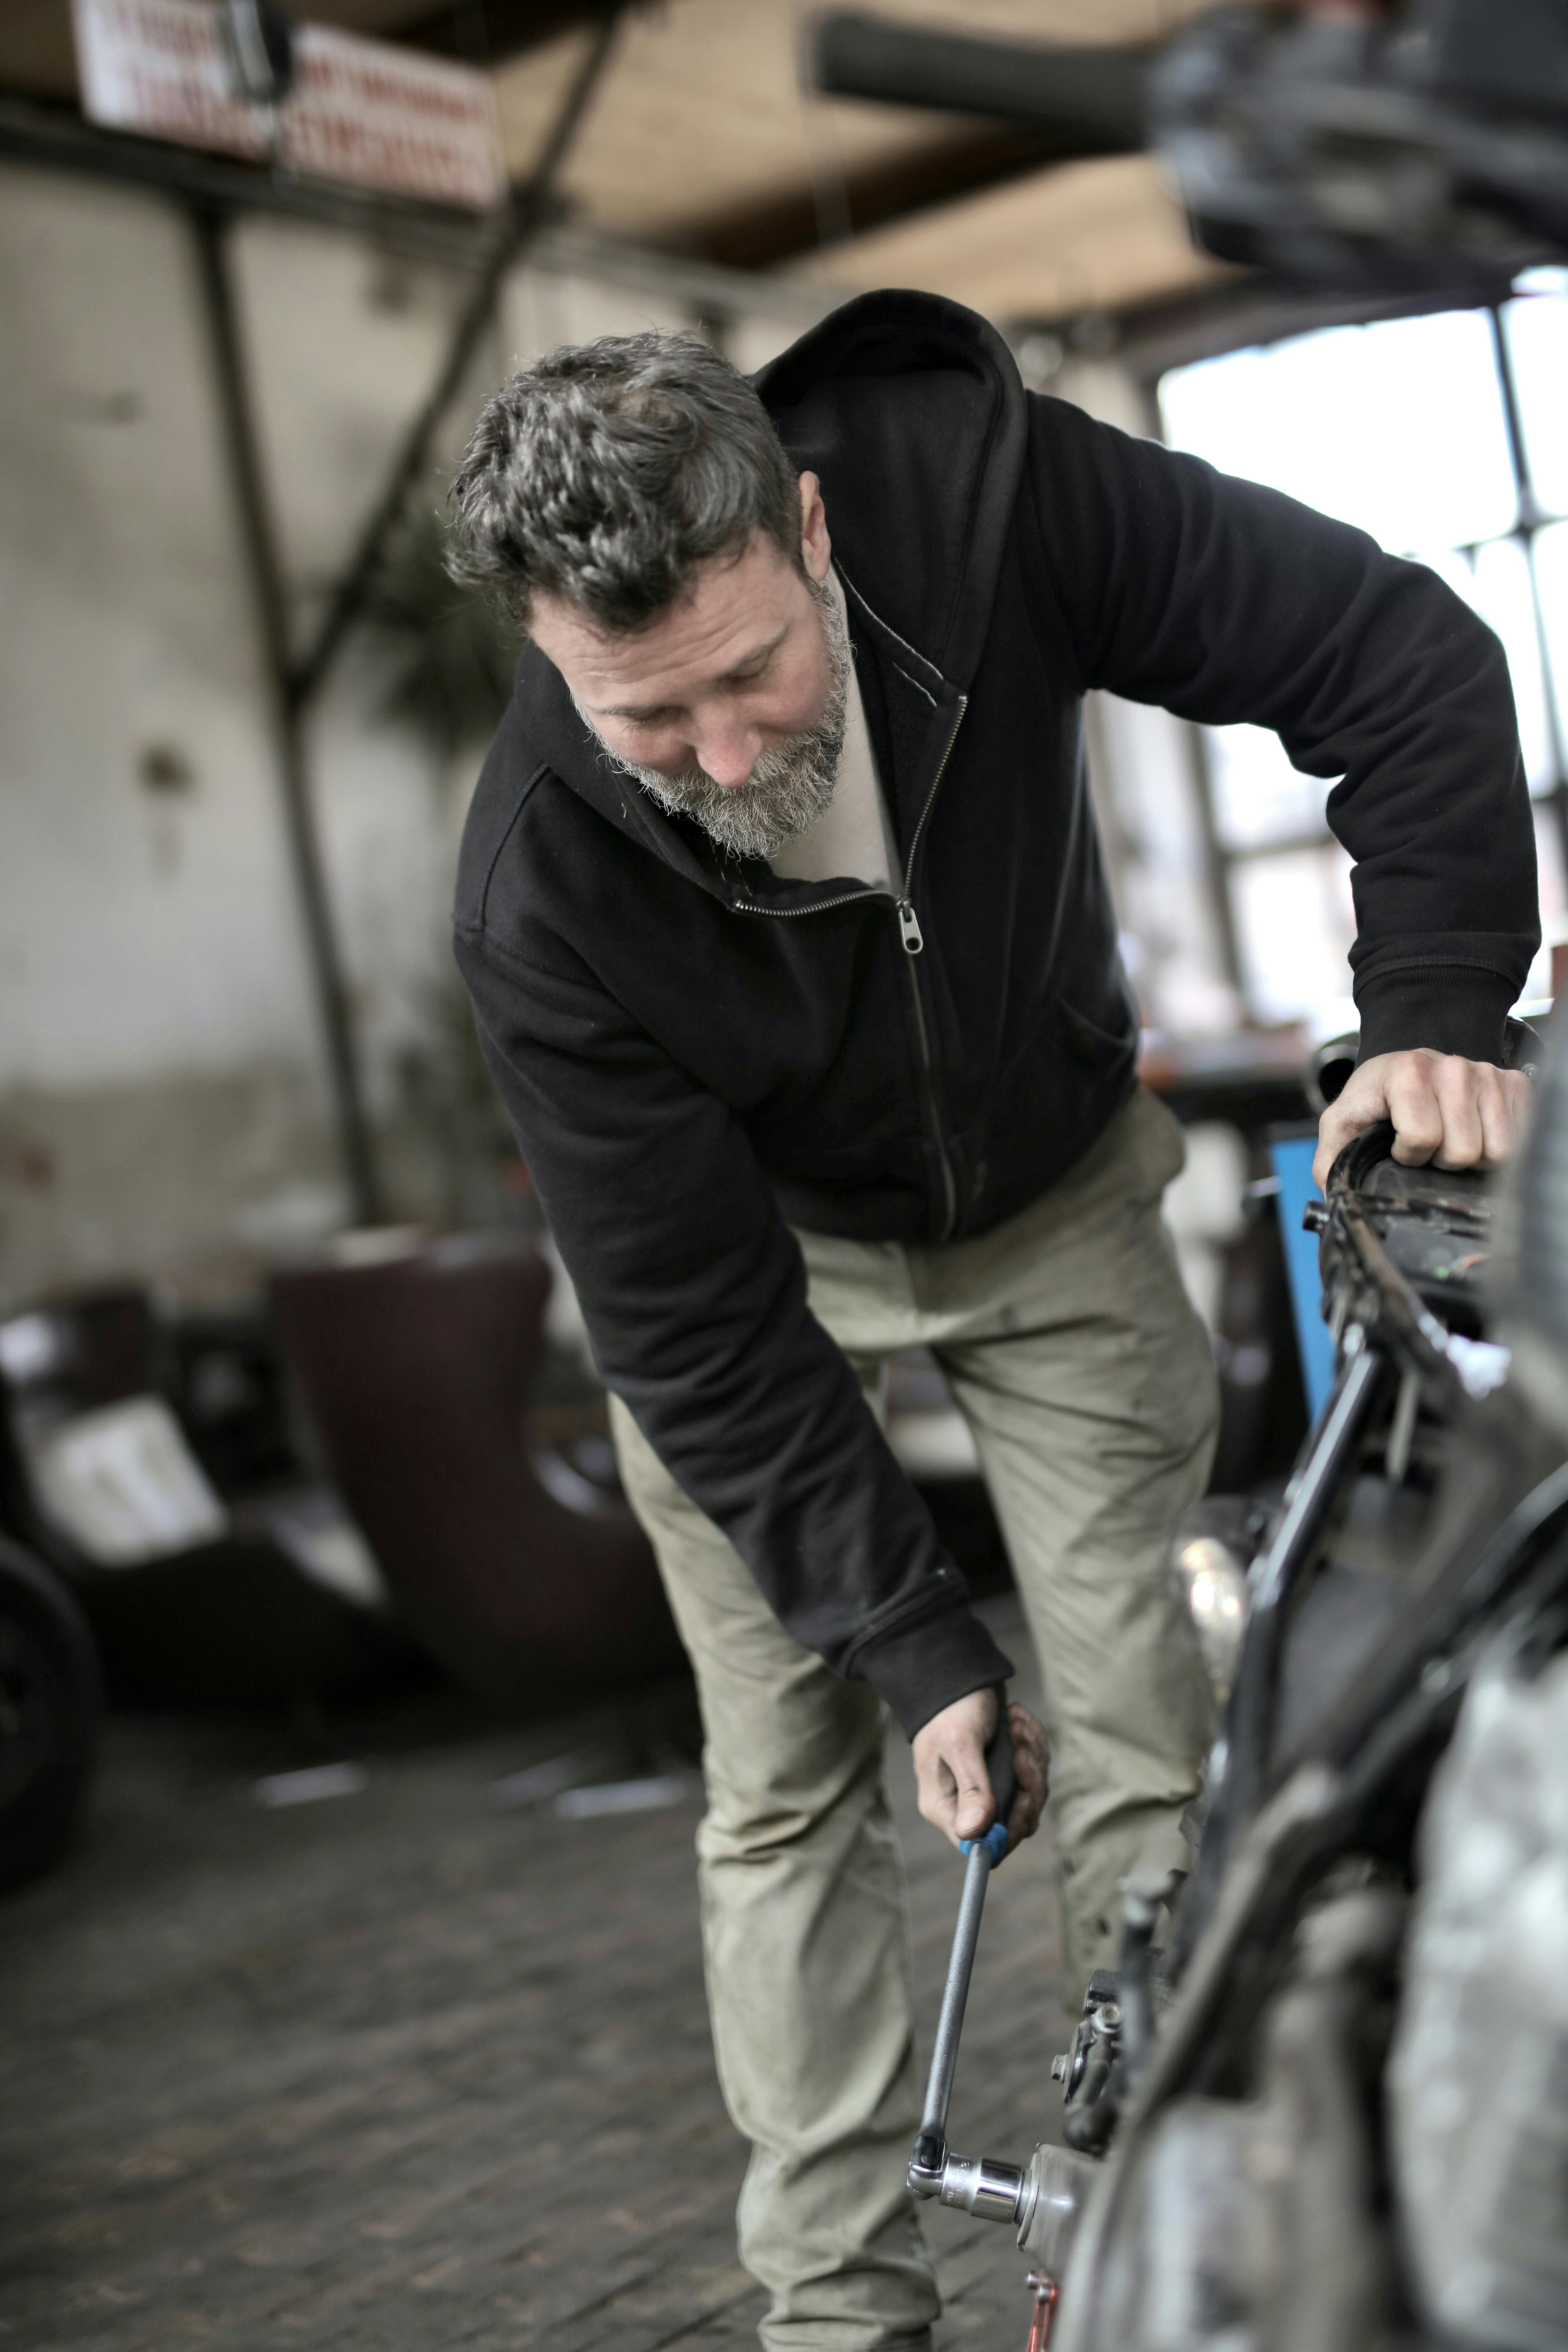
1354;963;1517;1066
854;1600;1016;1740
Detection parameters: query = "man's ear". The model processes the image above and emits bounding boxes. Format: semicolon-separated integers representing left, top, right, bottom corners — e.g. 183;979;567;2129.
798;471;831;583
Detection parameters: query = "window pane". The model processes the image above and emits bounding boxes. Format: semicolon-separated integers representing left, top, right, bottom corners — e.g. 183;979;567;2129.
1503;294;1568;521
1204;724;1331;851
1160;310;1518;556
1521;801;1566;1005
1230;843;1357;1030
1534;522;1568;769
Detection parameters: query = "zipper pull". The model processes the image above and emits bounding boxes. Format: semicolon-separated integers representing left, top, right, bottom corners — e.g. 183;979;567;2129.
897;898;924;955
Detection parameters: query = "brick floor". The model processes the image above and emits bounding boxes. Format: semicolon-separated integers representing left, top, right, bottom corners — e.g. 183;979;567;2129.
0;1597;1072;2351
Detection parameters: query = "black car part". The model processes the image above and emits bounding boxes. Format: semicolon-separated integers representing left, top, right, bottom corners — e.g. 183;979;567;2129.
916;1016;1568;2349
812;2;1568;290
0;1535;100;1893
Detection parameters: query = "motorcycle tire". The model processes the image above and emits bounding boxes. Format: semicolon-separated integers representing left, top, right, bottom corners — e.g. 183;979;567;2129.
0;1536;101;1893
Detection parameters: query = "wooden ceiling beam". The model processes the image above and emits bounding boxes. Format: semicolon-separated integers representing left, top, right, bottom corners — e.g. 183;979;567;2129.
388;0;616;64
682;124;1107;273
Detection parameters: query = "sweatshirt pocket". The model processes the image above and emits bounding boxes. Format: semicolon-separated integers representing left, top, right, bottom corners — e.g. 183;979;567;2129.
1055;985;1136;1070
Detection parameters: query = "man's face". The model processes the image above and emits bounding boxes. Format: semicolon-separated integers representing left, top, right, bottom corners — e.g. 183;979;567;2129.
526;473;850;861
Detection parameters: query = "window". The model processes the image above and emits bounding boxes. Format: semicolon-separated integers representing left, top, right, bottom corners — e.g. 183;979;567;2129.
1159;298;1568;1031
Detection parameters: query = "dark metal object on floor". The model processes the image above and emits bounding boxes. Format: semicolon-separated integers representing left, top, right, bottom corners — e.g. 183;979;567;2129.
0;1284;416;1710
0;1534;100;1892
271;1233;684;1705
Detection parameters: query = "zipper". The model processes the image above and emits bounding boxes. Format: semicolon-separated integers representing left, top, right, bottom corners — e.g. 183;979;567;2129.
731;887;880;919
731;688;969;1242
901;696;967;906
896;693;967;1239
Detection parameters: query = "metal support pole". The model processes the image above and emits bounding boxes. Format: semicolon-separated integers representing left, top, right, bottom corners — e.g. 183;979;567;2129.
287;5;624;713
191;205;382;1224
183;8;621;1223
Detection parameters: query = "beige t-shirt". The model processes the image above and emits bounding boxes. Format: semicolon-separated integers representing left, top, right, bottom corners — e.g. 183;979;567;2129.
769;569;901;894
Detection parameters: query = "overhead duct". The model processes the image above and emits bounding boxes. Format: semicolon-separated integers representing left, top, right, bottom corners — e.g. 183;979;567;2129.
811;11;1150;159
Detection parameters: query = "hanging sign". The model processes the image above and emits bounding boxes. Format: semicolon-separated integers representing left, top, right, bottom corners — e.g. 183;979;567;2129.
71;0;507;212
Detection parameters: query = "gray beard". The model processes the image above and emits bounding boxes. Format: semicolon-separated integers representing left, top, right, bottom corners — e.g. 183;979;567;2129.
579;575;851;863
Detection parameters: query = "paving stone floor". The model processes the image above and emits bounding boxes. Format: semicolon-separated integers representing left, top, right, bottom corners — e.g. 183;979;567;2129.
0;1596;1072;2352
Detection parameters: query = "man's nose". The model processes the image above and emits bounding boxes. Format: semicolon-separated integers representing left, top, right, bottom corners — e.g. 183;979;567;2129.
693;719;762;790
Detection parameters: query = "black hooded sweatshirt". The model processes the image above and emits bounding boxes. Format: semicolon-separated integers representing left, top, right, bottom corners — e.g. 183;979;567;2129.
454;292;1537;1738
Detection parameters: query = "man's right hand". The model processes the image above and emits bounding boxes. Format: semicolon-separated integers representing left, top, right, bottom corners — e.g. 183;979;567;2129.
912;1688;1048;1859
1312;1047;1532;1191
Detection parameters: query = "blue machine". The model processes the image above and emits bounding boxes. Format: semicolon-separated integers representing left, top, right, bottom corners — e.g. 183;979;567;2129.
1269;1128;1338;1426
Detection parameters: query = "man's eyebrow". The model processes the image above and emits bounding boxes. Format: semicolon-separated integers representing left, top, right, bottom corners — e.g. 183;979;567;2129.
589;625;791;719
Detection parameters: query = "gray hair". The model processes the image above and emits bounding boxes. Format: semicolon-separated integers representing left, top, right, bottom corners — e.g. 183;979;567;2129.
448;331;804;633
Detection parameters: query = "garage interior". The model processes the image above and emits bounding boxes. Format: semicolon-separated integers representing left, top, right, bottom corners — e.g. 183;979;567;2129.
1;4;1565;2347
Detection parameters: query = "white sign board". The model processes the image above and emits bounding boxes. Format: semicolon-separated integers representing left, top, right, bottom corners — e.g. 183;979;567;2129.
72;0;507;212
24;1395;228;1566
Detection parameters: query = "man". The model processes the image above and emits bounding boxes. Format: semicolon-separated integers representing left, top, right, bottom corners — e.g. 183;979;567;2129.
449;294;1536;2349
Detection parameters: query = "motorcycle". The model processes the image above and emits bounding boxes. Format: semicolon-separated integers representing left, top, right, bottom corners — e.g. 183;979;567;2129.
914;1021;1568;2351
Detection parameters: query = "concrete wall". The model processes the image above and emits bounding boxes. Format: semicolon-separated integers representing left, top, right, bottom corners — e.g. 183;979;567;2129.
0;165;1226;1316
0;165;776;1312
0;169;333;1305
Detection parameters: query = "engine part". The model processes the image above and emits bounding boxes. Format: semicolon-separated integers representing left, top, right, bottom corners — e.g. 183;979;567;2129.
1084;2096;1255;2352
1067;1888;1402;2352
1389;1648;1568;2350
1218;1331;1386;1832
1168;1499;1254;1713
1059;1872;1185;2157
1025;2272;1061;2352
1048;1079;1568;2351
1017;2142;1100;2275
0;1535;100;1890
1052;1970;1124;2106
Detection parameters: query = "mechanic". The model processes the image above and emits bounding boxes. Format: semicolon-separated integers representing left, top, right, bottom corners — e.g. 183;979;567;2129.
448;293;1536;2350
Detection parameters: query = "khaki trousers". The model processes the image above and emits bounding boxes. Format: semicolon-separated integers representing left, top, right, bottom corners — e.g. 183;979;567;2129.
609;1087;1219;2349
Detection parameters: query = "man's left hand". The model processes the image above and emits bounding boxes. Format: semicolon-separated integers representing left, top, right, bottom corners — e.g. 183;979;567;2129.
1313;1046;1532;1192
